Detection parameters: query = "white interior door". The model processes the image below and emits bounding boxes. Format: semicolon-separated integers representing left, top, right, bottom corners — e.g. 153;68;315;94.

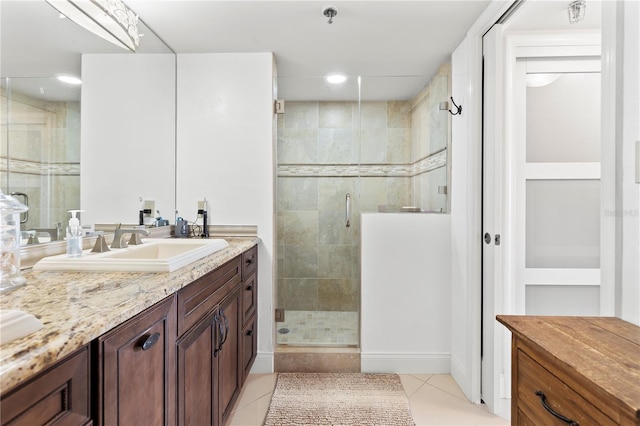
512;57;602;315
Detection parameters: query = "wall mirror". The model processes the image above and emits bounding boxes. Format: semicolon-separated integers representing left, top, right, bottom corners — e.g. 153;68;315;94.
1;0;176;246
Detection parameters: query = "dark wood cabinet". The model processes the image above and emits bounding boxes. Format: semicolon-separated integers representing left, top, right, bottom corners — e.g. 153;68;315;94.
217;286;242;425
176;247;258;426
96;295;176;426
1;245;258;426
0;347;91;426
176;308;218;426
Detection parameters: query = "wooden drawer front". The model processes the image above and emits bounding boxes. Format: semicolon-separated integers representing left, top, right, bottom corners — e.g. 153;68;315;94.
242;314;258;382
1;346;91;426
242;272;257;323
241;245;257;280
517;349;616;426
177;256;241;337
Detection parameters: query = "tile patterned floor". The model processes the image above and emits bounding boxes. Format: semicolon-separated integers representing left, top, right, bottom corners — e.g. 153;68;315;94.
227;373;510;425
276;310;359;346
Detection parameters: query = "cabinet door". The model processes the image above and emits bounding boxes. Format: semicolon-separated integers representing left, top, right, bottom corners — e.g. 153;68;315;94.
1;347;91;426
176;308;219;426
217;287;242;425
98;296;176;426
242;314;258;382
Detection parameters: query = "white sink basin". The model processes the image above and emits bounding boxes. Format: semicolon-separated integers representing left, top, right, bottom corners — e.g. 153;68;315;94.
0;310;44;345
33;238;229;272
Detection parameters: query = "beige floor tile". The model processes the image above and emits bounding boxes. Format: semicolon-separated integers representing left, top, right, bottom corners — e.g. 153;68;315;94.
427;374;469;401
228;373;509;426
400;374;427;398
410;374;433;383
226;393;272;426
409;382;509;425
231;374;277;413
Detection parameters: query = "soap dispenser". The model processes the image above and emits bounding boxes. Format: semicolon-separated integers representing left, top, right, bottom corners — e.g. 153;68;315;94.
66;210;84;257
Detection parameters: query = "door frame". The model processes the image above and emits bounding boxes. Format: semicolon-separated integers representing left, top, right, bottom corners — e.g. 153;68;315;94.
483;30;603;418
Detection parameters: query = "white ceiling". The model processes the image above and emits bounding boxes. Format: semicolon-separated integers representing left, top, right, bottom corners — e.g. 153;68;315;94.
2;0;490;101
1;0;602;102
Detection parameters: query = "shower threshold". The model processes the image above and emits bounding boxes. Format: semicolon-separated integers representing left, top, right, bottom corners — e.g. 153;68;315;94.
275;310;359;347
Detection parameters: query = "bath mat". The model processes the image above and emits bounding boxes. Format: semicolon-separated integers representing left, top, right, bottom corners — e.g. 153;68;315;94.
263;373;415;426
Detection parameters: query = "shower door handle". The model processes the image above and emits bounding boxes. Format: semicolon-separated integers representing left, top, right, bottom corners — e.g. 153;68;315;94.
345;193;351;228
10;192;28;223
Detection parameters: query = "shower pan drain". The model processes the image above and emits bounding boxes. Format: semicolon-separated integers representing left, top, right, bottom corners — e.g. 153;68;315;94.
277;328;290;334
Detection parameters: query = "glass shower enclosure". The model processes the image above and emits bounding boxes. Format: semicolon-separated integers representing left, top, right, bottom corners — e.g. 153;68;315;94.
275;67;451;347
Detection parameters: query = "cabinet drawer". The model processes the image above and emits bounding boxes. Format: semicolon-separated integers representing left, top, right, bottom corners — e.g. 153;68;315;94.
1;347;91;426
242;272;257;323
241;245;257;280
517;349;616;426
177;256;241;337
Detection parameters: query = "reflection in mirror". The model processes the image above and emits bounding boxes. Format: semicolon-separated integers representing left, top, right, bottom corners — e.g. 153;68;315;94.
1;77;80;244
1;1;176;247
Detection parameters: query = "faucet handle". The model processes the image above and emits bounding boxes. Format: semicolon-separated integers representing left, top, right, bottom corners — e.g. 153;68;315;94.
128;233;144;246
91;234;111;253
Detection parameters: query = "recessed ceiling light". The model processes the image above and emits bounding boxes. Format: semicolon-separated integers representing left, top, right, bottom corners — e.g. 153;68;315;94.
57;75;82;85
326;74;347;84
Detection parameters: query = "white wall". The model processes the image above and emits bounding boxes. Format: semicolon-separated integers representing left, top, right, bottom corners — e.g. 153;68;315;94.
361;213;451;373
176;53;275;370
81;54;176;226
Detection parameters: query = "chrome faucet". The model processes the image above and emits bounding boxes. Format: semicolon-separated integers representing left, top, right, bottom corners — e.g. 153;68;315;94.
111;227;150;249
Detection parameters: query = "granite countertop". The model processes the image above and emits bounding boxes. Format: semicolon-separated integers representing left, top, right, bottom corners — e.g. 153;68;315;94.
0;237;259;393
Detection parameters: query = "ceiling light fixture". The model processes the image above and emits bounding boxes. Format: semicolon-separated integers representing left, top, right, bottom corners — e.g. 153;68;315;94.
46;0;140;52
326;74;347;84
567;0;586;24
57;75;83;85
322;6;337;25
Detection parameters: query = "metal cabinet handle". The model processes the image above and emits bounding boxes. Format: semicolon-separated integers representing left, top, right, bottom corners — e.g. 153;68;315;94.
535;391;579;425
214;314;223;357
220;309;230;347
139;332;161;351
345;193;351;228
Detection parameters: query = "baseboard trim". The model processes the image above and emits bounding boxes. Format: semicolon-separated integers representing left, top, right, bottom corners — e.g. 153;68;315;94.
249;351;274;374
361;352;451;374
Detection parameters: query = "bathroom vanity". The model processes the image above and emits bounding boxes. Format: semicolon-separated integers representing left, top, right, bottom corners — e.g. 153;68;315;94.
0;238;258;426
497;315;640;425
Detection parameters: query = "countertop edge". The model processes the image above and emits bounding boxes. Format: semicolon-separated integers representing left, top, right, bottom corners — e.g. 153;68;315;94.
0;237;260;393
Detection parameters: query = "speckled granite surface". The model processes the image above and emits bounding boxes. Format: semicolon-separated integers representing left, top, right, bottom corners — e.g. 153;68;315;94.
0;237;259;393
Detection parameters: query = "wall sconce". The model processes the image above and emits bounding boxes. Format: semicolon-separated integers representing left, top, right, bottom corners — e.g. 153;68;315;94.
567;0;586;24
46;0;140;52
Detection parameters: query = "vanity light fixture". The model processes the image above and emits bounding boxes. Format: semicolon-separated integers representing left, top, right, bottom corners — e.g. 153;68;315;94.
57;75;82;85
326;73;347;84
46;0;140;52
567;0;586;24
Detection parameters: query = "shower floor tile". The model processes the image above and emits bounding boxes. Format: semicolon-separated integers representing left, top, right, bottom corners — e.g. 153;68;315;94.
276;310;359;346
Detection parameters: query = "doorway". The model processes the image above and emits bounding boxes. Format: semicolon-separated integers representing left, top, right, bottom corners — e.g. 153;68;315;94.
480;10;603;418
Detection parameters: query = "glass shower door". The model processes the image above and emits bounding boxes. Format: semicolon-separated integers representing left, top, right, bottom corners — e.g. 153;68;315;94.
275;75;361;347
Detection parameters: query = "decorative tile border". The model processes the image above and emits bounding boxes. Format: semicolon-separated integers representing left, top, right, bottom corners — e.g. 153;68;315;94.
277;149;446;178
0;158;80;176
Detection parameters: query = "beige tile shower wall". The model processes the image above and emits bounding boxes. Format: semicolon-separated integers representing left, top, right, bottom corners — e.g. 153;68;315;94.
277;100;413;312
0;90;80;230
410;62;451;211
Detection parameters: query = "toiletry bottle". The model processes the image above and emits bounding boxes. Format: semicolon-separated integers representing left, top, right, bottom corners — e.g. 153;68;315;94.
66;210;84;257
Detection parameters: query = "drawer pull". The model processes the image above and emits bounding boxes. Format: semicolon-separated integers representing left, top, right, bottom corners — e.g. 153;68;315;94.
246;329;253;336
246;285;253;291
535;391;579;425
245;257;254;265
140;332;161;351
